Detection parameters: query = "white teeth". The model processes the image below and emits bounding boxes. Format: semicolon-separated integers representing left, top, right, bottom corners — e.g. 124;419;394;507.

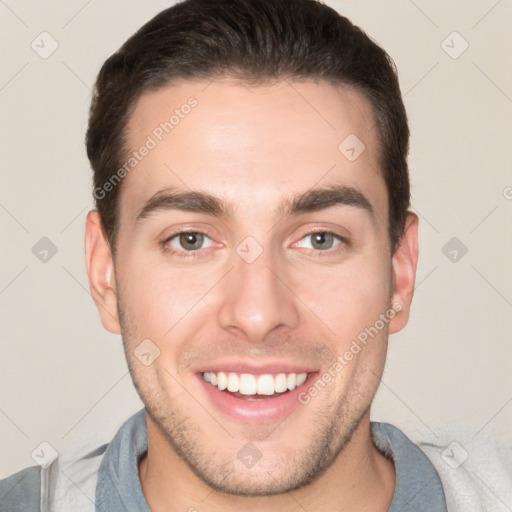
274;373;288;393
257;374;275;395
239;374;257;395
287;373;296;390
217;371;227;390
227;372;239;392
202;371;308;395
296;373;307;386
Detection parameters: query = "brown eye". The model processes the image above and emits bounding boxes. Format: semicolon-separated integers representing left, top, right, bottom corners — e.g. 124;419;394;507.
165;232;213;253
178;232;205;250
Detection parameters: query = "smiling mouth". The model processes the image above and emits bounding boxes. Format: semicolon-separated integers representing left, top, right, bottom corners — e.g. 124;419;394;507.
202;371;309;399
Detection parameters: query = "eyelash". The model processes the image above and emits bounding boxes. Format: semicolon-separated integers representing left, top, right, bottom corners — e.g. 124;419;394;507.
160;229;348;259
160;230;212;259
293;230;348;255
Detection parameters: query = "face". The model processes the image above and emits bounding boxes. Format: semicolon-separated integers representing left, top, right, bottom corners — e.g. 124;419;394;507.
86;77;417;496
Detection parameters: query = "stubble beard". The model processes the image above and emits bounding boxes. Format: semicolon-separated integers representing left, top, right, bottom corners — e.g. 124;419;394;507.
117;296;373;497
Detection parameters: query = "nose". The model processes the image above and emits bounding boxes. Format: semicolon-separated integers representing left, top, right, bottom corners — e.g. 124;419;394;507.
217;246;300;343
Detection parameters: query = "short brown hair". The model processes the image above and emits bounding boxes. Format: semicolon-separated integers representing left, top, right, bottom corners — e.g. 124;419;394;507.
86;0;410;257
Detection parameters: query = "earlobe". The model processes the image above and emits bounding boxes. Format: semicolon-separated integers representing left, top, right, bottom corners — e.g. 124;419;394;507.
84;210;122;335
388;213;419;335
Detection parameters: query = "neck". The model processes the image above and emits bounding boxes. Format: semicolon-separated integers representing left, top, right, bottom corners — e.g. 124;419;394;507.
138;410;395;512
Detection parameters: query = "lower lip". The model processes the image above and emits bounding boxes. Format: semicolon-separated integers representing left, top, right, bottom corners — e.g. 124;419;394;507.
198;373;317;424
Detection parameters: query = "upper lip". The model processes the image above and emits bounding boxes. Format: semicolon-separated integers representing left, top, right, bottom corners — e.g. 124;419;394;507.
195;359;317;375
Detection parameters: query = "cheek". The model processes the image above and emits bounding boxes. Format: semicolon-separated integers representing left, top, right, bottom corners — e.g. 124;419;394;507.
117;258;217;341
292;254;392;342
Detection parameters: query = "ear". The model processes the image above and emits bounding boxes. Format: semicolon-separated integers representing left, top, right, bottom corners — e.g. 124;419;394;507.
388;212;419;334
84;210;121;334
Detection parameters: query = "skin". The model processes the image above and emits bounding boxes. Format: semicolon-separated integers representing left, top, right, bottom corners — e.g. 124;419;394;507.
85;77;418;512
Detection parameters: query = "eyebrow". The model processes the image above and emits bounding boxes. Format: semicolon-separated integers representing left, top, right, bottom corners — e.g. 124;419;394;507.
279;184;373;219
135;184;374;224
136;188;229;223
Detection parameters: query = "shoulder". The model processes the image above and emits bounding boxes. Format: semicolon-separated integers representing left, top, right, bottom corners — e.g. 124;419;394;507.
0;410;145;512
0;466;41;512
48;442;109;511
404;421;512;512
0;442;109;512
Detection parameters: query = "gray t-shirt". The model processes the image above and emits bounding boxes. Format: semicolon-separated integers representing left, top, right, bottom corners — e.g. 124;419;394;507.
1;409;448;511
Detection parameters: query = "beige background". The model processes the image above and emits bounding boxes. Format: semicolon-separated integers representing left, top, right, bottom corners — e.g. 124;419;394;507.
0;0;511;480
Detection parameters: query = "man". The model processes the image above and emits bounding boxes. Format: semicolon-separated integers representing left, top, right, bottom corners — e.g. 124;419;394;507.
1;0;510;511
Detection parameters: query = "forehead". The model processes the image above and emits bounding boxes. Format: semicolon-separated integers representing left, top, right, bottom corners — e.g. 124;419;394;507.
120;77;387;224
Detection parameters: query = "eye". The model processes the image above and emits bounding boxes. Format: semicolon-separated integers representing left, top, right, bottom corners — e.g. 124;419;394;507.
295;231;343;251
166;232;214;252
